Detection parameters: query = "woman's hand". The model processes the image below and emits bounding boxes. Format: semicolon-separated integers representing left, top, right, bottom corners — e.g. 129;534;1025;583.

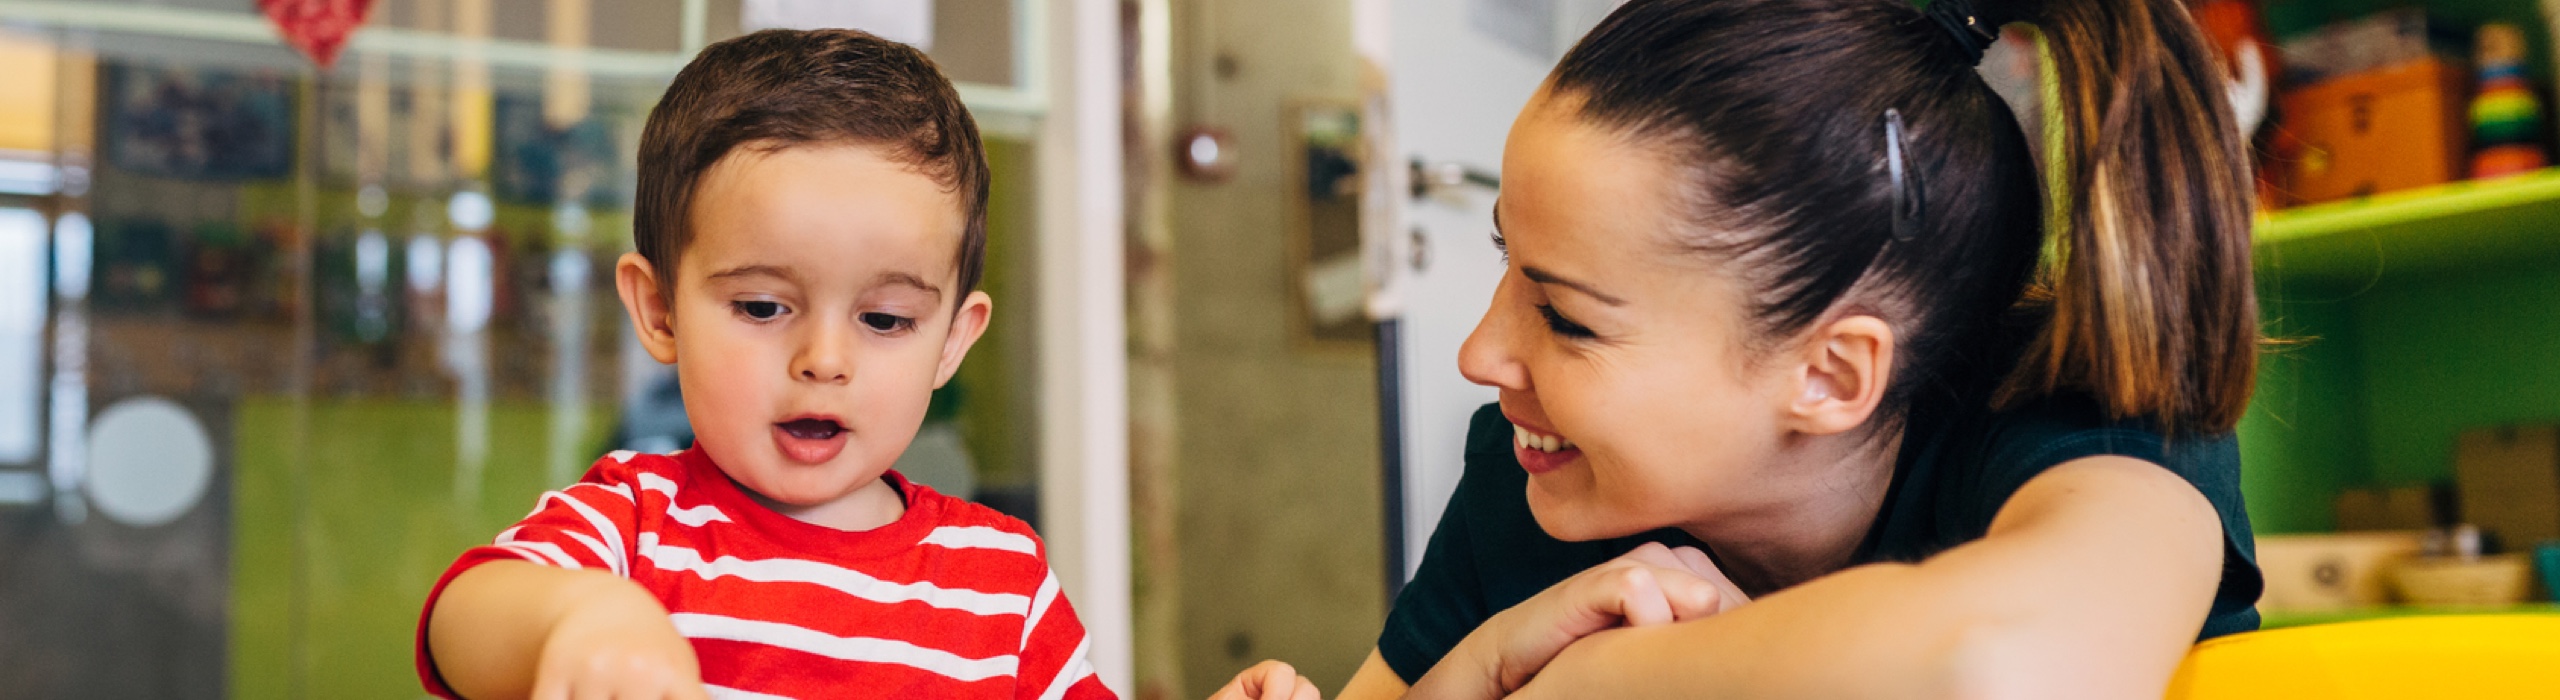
529;578;711;700
1410;542;1747;700
1209;660;1322;700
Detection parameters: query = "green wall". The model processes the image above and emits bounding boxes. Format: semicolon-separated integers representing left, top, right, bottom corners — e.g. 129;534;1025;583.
2242;289;2373;534
2242;265;2560;534
2358;268;2560;484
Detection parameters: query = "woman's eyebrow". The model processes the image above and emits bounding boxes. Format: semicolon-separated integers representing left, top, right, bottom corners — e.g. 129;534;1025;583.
1497;203;1625;305
1522;266;1625;306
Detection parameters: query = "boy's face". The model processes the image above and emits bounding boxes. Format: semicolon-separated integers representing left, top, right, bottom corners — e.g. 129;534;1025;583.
616;143;989;515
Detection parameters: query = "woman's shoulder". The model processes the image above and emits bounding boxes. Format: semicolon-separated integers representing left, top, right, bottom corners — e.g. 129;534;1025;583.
1961;391;2238;479
1944;391;2261;641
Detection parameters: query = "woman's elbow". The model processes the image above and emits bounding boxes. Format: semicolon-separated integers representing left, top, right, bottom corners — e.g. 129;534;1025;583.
1931;619;2173;700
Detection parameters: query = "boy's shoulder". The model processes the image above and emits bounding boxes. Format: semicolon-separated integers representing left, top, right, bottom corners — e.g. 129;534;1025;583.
904;478;1042;538
897;474;1052;560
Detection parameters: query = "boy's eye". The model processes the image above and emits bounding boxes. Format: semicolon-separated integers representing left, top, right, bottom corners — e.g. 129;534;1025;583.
861;312;915;333
1537;304;1596;340
734;300;785;320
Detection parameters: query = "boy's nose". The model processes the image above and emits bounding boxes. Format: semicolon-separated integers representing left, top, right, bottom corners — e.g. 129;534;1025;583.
798;364;848;384
791;322;854;385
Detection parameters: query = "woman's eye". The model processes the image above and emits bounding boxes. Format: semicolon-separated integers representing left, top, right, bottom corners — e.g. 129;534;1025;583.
1537;304;1596;340
734;300;785;320
861;312;916;333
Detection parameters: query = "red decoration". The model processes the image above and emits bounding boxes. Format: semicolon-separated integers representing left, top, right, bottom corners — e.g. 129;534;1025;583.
260;0;376;69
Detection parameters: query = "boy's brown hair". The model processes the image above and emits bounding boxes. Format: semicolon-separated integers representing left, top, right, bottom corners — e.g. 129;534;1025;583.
635;28;990;301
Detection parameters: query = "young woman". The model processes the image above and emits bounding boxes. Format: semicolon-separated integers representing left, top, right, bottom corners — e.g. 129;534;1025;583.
1219;0;2261;697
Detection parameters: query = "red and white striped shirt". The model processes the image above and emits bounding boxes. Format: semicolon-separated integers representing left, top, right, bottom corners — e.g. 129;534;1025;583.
416;447;1114;700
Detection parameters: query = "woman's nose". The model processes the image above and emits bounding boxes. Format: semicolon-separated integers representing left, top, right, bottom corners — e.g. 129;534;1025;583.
1458;277;1529;391
791;320;854;385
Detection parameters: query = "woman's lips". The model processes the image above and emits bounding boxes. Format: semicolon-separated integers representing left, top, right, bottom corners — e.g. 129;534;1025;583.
1511;422;1581;475
772;417;848;465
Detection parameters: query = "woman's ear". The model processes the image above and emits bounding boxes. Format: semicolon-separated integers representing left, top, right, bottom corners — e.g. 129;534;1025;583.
615;252;680;364
1784;314;1894;436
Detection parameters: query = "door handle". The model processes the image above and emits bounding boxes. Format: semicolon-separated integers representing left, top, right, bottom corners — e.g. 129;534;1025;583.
1409;159;1500;200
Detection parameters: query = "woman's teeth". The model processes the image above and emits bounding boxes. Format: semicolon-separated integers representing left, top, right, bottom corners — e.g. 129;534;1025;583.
1514;425;1576;453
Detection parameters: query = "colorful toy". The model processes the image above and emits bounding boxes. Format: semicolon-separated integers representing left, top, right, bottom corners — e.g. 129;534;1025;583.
2469;23;2547;179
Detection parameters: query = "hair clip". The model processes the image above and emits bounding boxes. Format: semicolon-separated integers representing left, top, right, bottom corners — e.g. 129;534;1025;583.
1927;0;2000;66
1885;108;1923;241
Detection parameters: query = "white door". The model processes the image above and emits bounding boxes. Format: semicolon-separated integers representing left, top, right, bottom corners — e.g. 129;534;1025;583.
1362;0;1623;581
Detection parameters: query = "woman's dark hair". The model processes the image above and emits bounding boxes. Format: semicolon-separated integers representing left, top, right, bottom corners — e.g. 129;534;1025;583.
1550;0;2256;433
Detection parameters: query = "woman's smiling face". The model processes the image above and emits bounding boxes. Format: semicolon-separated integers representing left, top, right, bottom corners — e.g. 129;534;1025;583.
1458;89;1807;542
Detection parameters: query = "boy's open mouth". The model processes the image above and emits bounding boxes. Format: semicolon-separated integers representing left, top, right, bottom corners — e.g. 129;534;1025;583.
777;417;845;440
771;415;850;465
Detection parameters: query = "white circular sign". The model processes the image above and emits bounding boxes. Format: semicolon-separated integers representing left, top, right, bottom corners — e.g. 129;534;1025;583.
84;397;215;528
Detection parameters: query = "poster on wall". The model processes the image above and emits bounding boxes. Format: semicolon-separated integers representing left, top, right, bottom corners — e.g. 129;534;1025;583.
492;94;630;207
103;65;294;182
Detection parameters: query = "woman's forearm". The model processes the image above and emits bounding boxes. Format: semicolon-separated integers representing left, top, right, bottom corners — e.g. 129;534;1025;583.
1515;459;2223;700
1519;563;1993;699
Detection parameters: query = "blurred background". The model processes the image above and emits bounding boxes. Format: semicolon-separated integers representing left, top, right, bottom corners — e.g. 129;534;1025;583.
9;0;2560;698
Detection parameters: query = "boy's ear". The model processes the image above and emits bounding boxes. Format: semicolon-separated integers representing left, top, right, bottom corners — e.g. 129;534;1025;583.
1781;314;1894;437
933;290;994;388
615;252;680;364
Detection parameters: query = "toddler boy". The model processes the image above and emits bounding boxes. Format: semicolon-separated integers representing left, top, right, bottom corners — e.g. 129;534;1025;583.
415;29;1112;700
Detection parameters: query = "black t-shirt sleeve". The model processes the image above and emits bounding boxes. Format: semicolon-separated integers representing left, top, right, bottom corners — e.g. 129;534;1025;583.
1964;405;2264;639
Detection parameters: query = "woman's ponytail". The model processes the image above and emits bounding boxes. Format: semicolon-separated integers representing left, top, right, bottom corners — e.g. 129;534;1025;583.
1990;0;2259;433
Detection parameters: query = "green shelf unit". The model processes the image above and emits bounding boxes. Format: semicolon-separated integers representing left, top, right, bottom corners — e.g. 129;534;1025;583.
2257;168;2560;291
2239;167;2560;535
2261;603;2560;630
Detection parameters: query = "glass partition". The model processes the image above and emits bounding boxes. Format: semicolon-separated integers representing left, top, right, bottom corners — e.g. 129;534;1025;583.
0;4;1049;696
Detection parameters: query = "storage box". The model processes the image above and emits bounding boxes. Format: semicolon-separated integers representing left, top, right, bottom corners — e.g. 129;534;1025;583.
2394;554;2535;606
2335;485;2441;532
2278;57;2469;205
2277;8;2452;85
2256;532;2426;612
2454;426;2560;548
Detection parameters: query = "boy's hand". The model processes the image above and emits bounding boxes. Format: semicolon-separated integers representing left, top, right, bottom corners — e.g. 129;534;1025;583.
1209;660;1322;700
1412;543;1747;700
531;580;711;700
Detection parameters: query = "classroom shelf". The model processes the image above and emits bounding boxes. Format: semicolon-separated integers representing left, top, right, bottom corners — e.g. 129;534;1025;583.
2257;167;2560;290
2260;603;2560;629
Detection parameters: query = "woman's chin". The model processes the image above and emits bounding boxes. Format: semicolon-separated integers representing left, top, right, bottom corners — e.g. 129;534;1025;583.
1525;487;1646;543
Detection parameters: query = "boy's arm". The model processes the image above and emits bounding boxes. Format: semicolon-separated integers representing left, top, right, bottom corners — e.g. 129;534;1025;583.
429;560;704;700
417;457;707;700
1014;568;1116;700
